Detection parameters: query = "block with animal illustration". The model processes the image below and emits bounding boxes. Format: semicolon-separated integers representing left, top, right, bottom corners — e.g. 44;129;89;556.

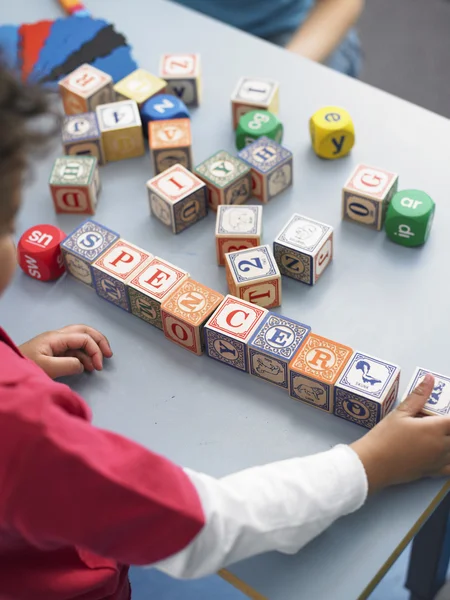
273;214;333;286
59;64;115;115
215;205;263;266
231;77;279;129
160;54;201;107
62;112;105;165
334;352;400;429
96;100;145;162
402;368;450;417
113;69;167;106
248;314;311;389
49;156;100;215
149;118;192;174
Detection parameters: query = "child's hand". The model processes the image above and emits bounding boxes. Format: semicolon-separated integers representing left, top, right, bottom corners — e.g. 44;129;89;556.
351;374;450;493
19;325;113;379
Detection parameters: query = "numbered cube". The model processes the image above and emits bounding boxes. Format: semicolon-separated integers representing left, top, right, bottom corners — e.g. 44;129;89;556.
238;136;293;203
215;205;263;266
59;64;114;115
204;295;267;372
309;106;354;160
17;224;66;282
343;164;399;230
49;156;100;215
113;69;166;106
96;100;145;162
334;352;400;429
147;164;208;234
236;110;283;151
231;77;279;129
225;245;281;309
195;150;251;211
385;189;435;247
161;279;223;355
160;54;201;107
148;118;192;174
61;219;120;287
248;314;311;389
62;112;105;165
274;214;333;286
141;94;190;131
402;368;450;417
127;257;188;330
289;334;353;413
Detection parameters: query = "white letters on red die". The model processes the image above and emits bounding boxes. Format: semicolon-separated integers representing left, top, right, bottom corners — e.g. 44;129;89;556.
17;224;66;281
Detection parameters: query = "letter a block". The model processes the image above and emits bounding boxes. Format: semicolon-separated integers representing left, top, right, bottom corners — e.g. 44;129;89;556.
17;224;67;282
309;106;354;160
113;69;167;107
385;189;435;247
231;77;279;129
59;64;114;116
402;368;450;417
288;334;353;413
225;245;281;309
342;164;399;230
149;118;192;174
62;112;105;165
334;352;400;429
96;100;145;162
161;279;224;355
204;295;267;372
49;156;100;215
215;205;263;266
160;54;201;107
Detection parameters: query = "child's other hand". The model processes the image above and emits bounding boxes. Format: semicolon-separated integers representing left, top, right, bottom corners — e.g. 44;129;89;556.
19;325;113;379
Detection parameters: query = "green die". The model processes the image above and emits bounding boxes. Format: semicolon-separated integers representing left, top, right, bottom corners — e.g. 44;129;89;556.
385;189;435;247
236;110;283;151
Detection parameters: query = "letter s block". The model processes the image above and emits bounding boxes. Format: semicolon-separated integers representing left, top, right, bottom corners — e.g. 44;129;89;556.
49;156;100;215
309;106;355;160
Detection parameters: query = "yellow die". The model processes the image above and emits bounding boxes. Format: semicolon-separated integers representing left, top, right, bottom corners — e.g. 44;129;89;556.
309;106;355;160
114;69;167;107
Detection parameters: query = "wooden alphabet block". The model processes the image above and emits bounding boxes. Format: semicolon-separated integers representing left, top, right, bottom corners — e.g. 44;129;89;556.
147;164;208;234
161;279;223;355
215;205;263;266
288;334;353;412
62;112;105;165
231;77;279;129
334;352;400;429
204;295;267;372
113;69;167;106
273;214;333;286
49;156;100;215
160;54;201;107
342;164;399;230
238;136;293;203
385;189;435;247
402;368;450;417
96;100;145;162
195;150;251;211
309;106;354;159
148;118;192;174
141;94;190;131
225;244;281;309
236;110;283;151
18;224;66;282
59;64;114;115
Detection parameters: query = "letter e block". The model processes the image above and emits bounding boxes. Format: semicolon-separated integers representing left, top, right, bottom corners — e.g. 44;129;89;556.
149;118;192;174
231;77;279;129
160;54;201;107
215;205;262;266
59;64;114;115
96;100;145;162
49;156;100;215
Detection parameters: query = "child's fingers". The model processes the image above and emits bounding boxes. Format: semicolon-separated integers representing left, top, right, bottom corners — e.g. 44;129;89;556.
59;325;113;357
43;355;84;379
64;349;95;372
397;373;435;416
51;333;104;370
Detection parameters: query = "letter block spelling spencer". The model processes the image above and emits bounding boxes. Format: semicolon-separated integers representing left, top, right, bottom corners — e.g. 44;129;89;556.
59;64;115;116
61;220;120;287
161;279;224;356
160;54;201;107
289;334;353;412
402;368;450;417
204;295;268;372
273;214;333;286
342;164;399;230
385;190;435;247
17;224;66;282
148;118;192;174
231;77;279;129
248;314;310;389
309;106;354;160
62;112;105;165
49;156;100;215
225;245;281;309
96;100;145;162
334;352;400;429
215;205;263;266
113;69;167;106
236;110;283;151
195;150;251;211
238;136;293;203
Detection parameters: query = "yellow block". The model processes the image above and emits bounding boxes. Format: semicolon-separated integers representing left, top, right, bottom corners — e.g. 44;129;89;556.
114;69;167;106
309;106;355;160
102;125;145;162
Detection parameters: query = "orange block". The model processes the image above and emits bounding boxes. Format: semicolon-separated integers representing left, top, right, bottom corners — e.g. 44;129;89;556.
148;118;192;174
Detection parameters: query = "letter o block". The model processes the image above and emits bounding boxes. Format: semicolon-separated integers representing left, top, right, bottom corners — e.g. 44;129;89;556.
17;224;66;282
309;106;355;159
385;189;435;247
49;156;100;215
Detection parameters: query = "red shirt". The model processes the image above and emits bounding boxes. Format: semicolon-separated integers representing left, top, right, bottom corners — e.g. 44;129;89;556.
0;328;205;600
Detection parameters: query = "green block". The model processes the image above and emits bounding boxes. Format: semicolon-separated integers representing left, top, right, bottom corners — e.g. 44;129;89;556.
236;110;283;151
195;150;250;188
385;189;435;247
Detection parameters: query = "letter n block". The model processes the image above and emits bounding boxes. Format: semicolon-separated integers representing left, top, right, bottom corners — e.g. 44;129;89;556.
215;205;263;266
231;77;279;129
160;54;201;107
148;118;192;174
49;156;100;215
58;64;115;115
96;100;145;162
62;112;105;165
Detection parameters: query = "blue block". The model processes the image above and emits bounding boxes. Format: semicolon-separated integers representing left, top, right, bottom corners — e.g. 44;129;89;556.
140;94;190;131
0;25;20;71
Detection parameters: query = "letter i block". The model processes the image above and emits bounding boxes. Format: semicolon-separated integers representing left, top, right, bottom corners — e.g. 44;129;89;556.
248;314;311;390
238;136;293;203
62;112;105;165
273;214;333;286
194;150;251;211
113;69;167;107
231;77;279;129
149;118;192;174
96;100;145;162
204;295;268;372
402;367;450;417
215;205;263;266
342;164;399;230
160;54;201;107
334;352;400;429
224;245;281;309
127;257;189;330
60;219;120;287
147;164;208;234
288;334;353;413
92;240;153;311
161;279;224;356
49;156;100;215
59;64;115;116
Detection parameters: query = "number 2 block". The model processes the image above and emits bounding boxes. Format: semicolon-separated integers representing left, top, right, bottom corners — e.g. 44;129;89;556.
215;205;263;266
96;100;145;162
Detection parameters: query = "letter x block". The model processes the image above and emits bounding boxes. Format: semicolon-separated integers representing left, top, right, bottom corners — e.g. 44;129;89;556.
215;205;263;266
59;64;114;115
49;156;100;215
147;164;208;234
62;112;105;165
231;77;279;130
161;279;224;356
113;68;167;107
402;367;450;417
148;118;192;174
160;54;201;107
96;100;145;162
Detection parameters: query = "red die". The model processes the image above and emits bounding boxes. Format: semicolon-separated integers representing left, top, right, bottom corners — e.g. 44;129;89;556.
17;224;66;281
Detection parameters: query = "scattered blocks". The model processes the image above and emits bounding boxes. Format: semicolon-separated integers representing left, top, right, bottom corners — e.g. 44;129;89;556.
160;54;201;106
334;352;400;429
385;189;435;247
148;118;192;174
59;64;114;115
231;77;279;129
61;112;105;165
236;110;283;151
343;164;399;230
238;136;293;203
113;68;166;106
309;106;354;160
215;205;263;266
273;214;333;285
147;164;208;234
225;244;281;309
96;100;145;162
195;150;251;211
403;368;450;417
49;156;100;215
17;224;66;282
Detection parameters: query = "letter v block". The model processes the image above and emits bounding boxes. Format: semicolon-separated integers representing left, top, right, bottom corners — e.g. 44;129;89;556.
49;156;100;215
149;118;192;174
